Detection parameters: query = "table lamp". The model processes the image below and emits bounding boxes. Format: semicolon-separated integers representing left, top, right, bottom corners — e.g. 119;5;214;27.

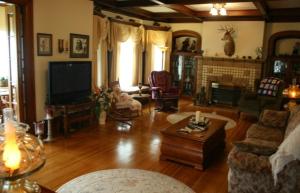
0;108;46;193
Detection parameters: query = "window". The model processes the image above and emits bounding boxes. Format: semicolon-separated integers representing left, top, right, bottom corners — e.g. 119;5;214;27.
119;39;135;90
153;45;163;71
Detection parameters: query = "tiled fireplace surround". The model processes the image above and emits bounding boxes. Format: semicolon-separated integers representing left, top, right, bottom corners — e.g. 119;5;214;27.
196;57;263;98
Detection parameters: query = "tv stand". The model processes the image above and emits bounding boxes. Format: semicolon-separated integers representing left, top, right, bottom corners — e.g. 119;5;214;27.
45;100;95;136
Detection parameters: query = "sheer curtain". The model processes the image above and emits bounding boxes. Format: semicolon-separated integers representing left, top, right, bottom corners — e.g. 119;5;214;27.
111;22;144;88
93;15;110;87
145;30;172;83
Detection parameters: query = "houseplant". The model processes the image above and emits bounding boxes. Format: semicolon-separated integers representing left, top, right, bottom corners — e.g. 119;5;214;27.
93;86;112;124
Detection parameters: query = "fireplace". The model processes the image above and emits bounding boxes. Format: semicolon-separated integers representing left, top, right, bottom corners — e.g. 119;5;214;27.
210;82;242;106
196;57;263;100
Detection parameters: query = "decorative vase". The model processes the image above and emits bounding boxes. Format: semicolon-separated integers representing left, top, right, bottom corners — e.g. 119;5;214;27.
99;111;107;125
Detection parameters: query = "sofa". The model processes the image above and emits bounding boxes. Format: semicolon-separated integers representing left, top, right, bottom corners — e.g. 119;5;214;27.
228;108;300;193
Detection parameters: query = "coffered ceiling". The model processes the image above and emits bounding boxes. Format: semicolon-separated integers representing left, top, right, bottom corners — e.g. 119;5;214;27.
93;0;300;23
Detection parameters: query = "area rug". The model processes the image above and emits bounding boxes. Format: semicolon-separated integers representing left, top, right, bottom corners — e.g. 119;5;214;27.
167;111;237;130
57;169;195;193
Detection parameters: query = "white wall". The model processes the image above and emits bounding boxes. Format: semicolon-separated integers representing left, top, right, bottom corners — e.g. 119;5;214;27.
202;21;265;58
170;23;203;35
34;0;93;120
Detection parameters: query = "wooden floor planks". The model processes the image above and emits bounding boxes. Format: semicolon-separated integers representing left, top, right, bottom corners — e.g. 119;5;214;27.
30;99;253;193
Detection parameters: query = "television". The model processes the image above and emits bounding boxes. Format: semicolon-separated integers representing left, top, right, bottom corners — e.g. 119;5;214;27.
47;61;92;105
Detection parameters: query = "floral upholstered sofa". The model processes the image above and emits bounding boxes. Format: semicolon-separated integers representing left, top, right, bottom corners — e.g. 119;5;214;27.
228;108;300;193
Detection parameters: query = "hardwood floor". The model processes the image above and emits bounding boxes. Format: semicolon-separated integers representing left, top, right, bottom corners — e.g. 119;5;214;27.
30;99;253;193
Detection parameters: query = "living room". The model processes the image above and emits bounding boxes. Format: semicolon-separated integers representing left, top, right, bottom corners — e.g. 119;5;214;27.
1;0;300;193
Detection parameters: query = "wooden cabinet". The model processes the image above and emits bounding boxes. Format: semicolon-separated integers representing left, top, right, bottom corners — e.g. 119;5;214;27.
171;30;202;97
171;52;198;96
266;31;300;85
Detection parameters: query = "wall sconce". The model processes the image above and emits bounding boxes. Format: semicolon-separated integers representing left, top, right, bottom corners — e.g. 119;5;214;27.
58;39;69;53
210;4;227;16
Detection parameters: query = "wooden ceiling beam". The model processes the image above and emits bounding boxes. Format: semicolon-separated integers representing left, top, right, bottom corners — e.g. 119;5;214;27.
195;10;261;17
116;0;256;7
148;0;203;22
253;0;269;20
94;1;168;22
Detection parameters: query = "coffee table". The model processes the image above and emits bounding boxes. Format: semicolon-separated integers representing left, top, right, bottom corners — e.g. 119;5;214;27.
160;116;226;170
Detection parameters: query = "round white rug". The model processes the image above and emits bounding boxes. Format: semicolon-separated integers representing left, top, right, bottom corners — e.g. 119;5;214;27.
57;169;195;193
167;111;237;130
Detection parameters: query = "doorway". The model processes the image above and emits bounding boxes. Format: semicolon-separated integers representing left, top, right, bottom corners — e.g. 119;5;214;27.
0;3;20;120
0;0;36;127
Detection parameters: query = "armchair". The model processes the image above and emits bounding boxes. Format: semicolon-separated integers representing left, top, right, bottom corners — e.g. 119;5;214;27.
108;81;141;125
148;71;179;111
238;77;284;118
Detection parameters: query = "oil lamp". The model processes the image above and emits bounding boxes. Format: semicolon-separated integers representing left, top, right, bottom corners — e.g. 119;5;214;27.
0;108;46;193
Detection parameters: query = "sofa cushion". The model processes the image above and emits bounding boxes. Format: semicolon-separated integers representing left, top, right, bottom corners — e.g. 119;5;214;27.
259;109;289;130
246;124;284;143
285;107;300;138
228;147;271;173
234;138;278;156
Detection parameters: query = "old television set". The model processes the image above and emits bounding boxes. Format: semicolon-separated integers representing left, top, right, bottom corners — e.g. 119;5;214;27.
47;61;92;105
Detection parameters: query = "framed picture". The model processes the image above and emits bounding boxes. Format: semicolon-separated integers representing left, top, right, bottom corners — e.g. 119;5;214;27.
37;33;52;56
70;33;89;58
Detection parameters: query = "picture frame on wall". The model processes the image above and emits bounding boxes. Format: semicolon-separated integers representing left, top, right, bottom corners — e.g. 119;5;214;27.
37;33;53;56
70;33;89;58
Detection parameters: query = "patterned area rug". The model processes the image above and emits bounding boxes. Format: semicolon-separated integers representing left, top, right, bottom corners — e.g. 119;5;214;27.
167;111;237;130
57;169;195;193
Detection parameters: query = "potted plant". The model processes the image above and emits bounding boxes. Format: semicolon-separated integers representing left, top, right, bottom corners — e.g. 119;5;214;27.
93;86;112;125
0;77;8;87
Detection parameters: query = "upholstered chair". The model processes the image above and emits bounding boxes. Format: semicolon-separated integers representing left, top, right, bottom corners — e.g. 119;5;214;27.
148;71;179;111
238;77;285;118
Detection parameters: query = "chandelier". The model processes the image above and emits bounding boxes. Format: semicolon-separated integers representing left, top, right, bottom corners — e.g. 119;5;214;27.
210;3;227;16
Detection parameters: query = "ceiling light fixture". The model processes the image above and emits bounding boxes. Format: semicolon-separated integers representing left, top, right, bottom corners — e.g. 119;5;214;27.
210;4;227;16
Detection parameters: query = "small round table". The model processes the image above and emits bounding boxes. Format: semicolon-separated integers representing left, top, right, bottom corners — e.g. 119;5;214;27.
131;93;151;113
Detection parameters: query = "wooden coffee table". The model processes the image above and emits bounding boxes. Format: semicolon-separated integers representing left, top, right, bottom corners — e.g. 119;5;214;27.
160;116;227;170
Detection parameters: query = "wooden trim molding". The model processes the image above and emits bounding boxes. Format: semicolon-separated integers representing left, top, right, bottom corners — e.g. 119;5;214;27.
143;25;171;31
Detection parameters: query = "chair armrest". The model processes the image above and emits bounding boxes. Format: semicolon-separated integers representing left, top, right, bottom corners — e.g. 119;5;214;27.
228;147;271;173
150;87;161;91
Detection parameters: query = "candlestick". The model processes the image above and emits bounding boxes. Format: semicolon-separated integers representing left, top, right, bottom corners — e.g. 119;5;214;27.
65;40;69;52
195;111;200;123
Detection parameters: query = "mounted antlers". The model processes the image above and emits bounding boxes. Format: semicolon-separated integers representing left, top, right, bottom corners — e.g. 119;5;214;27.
219;25;235;57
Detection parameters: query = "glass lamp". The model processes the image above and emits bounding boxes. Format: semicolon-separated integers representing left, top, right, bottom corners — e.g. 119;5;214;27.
287;84;300;109
0;108;46;193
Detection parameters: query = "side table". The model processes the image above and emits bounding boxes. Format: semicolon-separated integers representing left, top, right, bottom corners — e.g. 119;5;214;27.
131;93;151;113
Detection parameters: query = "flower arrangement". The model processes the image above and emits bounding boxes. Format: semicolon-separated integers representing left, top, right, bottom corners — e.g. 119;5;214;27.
92;86;112;118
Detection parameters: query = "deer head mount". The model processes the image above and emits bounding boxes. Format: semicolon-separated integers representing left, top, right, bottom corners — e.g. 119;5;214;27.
219;25;235;57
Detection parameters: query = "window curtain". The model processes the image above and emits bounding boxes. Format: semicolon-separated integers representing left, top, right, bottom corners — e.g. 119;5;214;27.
92;15;110;87
145;30;172;83
110;22;144;85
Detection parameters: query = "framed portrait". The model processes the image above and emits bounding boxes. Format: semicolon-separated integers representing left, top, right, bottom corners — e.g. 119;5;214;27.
37;33;52;56
70;33;89;58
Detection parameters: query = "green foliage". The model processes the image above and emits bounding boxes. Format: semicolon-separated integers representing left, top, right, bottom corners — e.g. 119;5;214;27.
92;86;112;118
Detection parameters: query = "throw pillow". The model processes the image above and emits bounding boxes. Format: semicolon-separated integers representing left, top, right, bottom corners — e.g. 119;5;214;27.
259;109;289;130
257;77;282;97
234;138;278;156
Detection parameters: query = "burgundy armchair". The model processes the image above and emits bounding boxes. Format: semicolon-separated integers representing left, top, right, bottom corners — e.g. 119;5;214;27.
148;71;179;111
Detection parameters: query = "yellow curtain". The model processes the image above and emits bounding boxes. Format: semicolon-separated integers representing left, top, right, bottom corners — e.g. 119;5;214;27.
145;30;172;83
111;23;144;85
92;16;109;87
